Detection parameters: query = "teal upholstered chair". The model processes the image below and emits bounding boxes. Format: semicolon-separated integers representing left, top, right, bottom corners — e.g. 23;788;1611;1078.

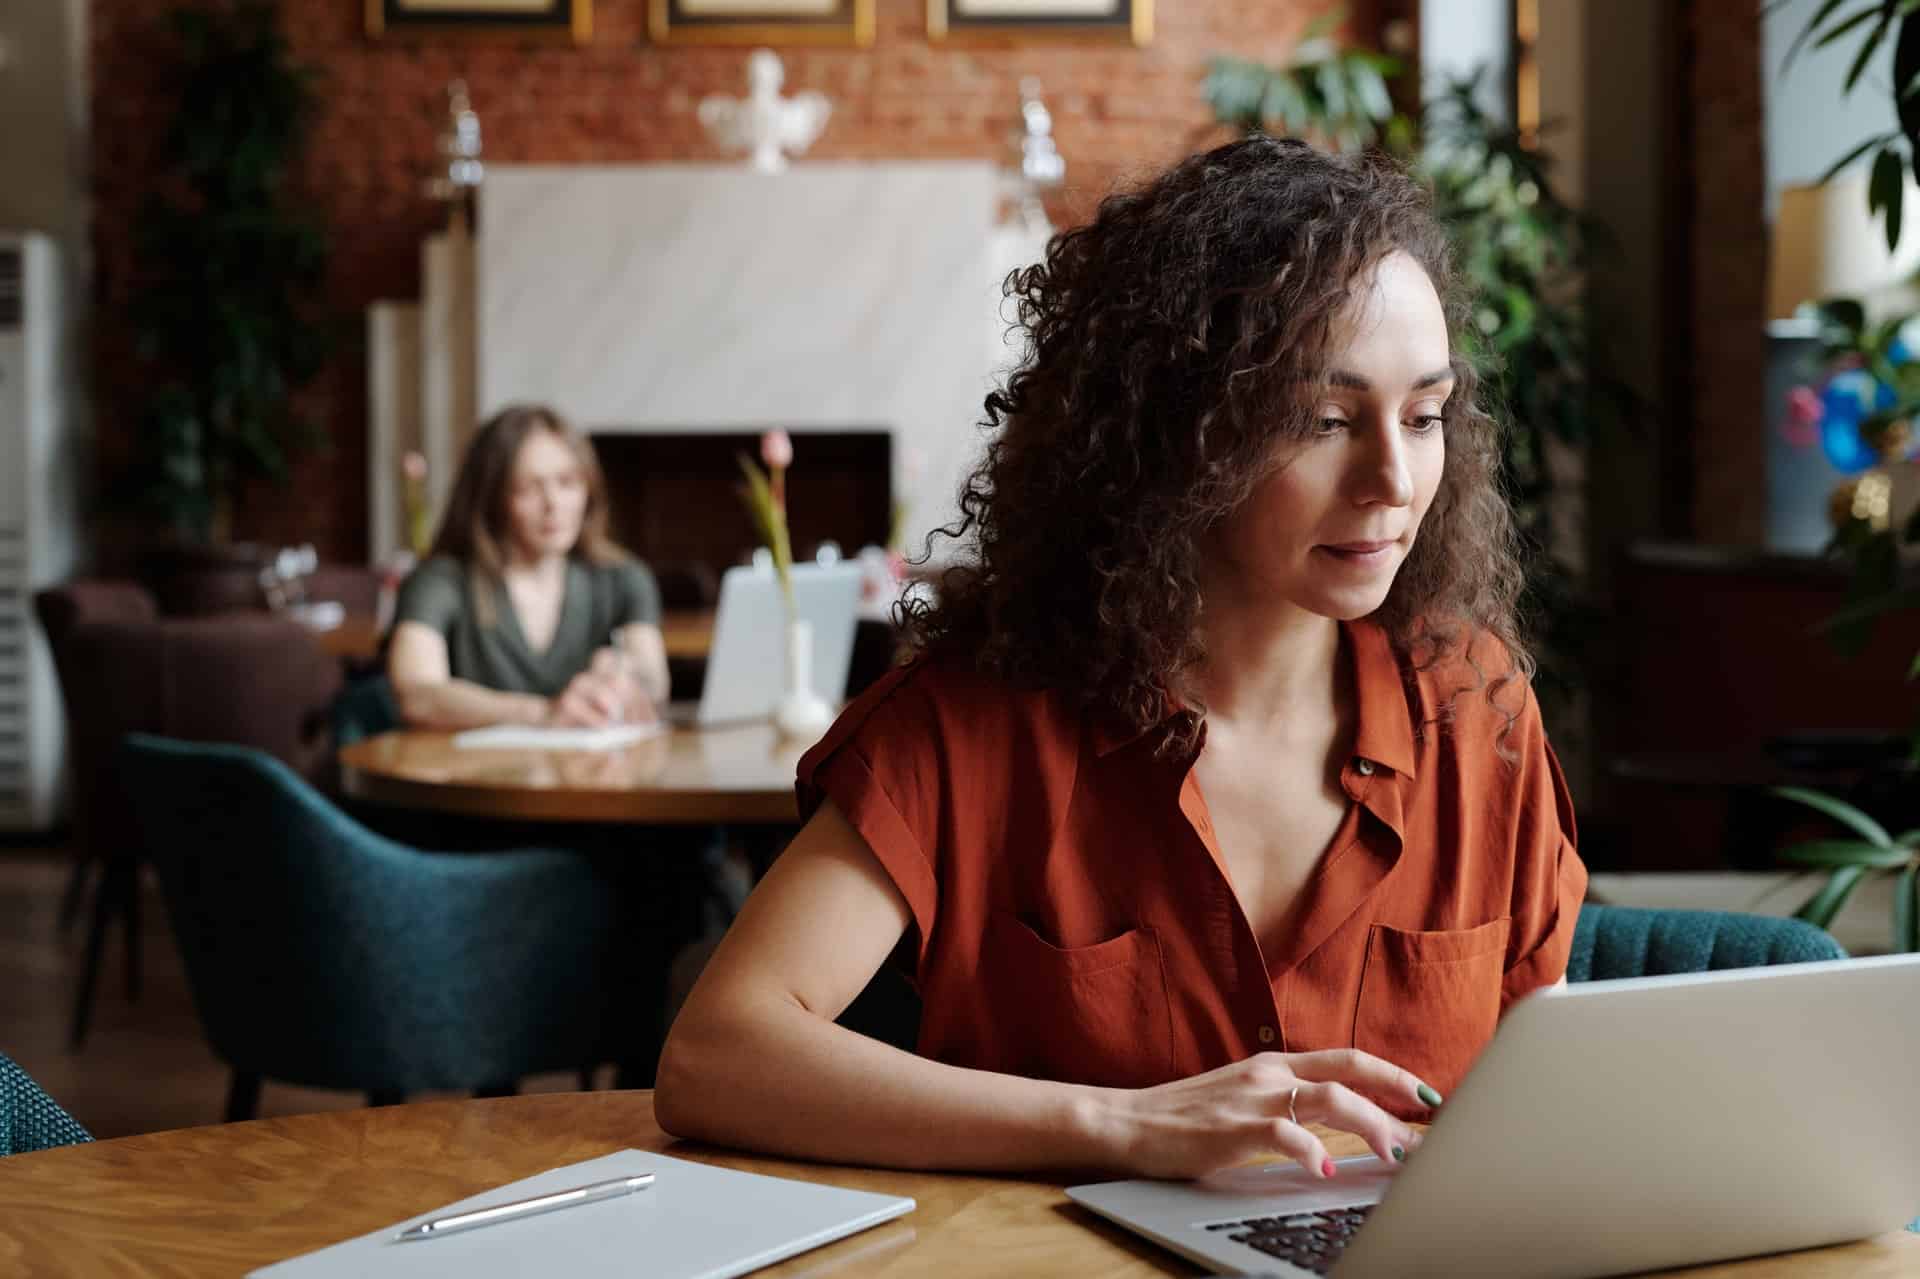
1567;904;1847;982
120;734;666;1121
1;1054;91;1157
330;674;399;749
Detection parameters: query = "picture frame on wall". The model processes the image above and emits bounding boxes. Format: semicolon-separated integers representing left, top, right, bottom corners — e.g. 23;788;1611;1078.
649;0;875;46
928;0;1150;44
366;0;592;43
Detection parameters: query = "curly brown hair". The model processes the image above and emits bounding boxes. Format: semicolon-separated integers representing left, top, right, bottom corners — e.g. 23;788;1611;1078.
902;135;1531;746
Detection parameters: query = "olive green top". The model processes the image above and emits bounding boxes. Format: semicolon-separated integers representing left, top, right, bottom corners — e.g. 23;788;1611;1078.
393;555;663;698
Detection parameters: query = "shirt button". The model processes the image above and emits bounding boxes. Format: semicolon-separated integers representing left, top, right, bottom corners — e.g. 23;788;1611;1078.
1257;1025;1276;1045
1354;758;1376;776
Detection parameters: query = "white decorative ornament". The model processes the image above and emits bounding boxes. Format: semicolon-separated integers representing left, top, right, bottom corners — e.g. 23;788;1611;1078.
697;49;831;174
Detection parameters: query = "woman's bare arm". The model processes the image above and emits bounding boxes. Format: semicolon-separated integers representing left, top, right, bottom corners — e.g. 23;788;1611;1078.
387;621;549;730
654;800;1114;1171
656;801;1433;1178
613;621;670;708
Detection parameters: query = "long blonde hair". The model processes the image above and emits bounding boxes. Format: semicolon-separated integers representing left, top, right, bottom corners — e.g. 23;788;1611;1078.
428;404;628;627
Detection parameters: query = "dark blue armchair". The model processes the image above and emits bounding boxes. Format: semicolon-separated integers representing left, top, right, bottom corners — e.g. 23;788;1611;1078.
120;734;660;1121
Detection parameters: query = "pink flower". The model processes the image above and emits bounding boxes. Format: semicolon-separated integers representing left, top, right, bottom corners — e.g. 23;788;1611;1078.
402;451;428;483
1786;386;1822;428
761;430;793;471
1780;385;1823;449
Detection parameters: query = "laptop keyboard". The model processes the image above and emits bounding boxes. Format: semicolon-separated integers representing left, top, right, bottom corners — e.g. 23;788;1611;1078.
1202;1204;1375;1275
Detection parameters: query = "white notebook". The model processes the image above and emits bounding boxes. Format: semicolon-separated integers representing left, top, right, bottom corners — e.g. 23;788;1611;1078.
451;722;666;751
251;1150;915;1279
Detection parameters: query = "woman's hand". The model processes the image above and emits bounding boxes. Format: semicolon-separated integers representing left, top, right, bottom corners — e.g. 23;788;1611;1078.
545;648;658;727
1095;1049;1437;1181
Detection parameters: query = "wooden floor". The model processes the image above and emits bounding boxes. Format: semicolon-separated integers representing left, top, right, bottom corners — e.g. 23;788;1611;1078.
0;849;594;1141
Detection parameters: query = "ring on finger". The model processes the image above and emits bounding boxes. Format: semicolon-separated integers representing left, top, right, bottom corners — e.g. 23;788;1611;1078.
1288;1085;1300;1126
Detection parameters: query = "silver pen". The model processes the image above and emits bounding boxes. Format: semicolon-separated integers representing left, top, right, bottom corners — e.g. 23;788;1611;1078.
395;1173;655;1242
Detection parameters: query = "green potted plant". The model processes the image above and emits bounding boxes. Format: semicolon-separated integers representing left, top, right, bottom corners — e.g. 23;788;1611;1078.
124;0;332;605
1771;785;1920;951
1202;8;1402;154
1775;0;1920;750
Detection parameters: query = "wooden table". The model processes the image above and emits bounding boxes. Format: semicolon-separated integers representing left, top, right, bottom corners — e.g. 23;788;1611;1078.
312;609;718;665
338;723;809;825
0;1092;1911;1277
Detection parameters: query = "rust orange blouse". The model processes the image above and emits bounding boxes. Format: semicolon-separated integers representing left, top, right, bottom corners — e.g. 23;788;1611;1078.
795;620;1587;1108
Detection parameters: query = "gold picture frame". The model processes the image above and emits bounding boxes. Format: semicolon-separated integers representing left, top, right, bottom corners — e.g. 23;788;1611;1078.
649;0;875;46
928;0;1149;44
365;0;592;44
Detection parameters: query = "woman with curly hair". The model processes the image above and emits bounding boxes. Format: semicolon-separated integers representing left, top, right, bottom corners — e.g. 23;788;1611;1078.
657;136;1585;1181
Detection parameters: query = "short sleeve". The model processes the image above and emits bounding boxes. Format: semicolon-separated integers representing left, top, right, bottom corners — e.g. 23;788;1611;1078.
795;665;941;977
610;560;663;627
392;557;466;637
1501;713;1590;1007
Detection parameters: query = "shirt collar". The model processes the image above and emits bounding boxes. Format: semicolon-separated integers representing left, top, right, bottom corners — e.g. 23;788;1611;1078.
1346;620;1418;780
1088;620;1419;779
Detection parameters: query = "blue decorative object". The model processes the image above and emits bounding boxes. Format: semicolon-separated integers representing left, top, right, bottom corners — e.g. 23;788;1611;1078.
1818;370;1893;473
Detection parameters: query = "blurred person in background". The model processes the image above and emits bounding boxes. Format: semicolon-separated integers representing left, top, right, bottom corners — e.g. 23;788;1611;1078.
388;404;669;730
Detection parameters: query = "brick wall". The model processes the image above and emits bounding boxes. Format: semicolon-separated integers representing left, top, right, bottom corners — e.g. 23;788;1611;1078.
89;0;1332;562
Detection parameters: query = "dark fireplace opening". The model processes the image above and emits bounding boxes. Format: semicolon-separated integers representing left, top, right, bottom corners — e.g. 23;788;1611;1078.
589;429;893;607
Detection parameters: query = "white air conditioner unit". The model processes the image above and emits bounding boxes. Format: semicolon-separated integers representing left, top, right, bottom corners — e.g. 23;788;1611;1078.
0;231;83;830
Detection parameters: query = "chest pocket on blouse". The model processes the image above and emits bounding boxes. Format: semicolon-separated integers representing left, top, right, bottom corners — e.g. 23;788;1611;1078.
983;912;1174;1090
1352;917;1510;1100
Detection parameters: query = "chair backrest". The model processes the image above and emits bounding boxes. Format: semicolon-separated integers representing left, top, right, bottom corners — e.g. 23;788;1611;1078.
120;734;633;1094
0;1053;91;1157
1567;904;1847;983
56;611;344;801
330;675;400;749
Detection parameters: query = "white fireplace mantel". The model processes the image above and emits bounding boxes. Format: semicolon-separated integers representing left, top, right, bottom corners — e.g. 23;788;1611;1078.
479;162;1040;558
368;162;1048;562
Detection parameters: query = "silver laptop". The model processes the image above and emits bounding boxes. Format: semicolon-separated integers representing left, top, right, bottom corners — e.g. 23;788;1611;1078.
668;561;863;728
1069;954;1920;1277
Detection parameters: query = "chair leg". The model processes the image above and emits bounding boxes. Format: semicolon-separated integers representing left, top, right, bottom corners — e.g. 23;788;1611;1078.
366;1089;405;1108
68;859;124;1049
225;1071;262;1123
57;851;93;933
122;859;142;1000
473;1081;519;1100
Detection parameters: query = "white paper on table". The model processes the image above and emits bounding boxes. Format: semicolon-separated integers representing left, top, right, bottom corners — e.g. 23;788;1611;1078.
249;1149;915;1279
451;722;666;751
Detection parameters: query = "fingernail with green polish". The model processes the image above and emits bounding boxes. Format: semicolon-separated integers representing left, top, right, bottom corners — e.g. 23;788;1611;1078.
1391;1146;1406;1162
1417;1083;1443;1108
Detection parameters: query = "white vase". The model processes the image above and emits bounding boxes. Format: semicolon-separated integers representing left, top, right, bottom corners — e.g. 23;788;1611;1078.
773;617;834;740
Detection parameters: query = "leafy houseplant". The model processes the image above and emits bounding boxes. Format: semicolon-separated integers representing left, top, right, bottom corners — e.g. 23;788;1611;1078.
1775;0;1920;752
127;0;332;543
1203;9;1401;154
1772;785;1920;951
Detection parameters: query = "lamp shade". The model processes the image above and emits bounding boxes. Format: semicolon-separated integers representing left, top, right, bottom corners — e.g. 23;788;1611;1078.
1769;174;1920;320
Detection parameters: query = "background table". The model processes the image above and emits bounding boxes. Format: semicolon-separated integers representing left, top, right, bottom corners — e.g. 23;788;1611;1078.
315;608;717;665
0;1092;1911;1277
338;723;809;825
